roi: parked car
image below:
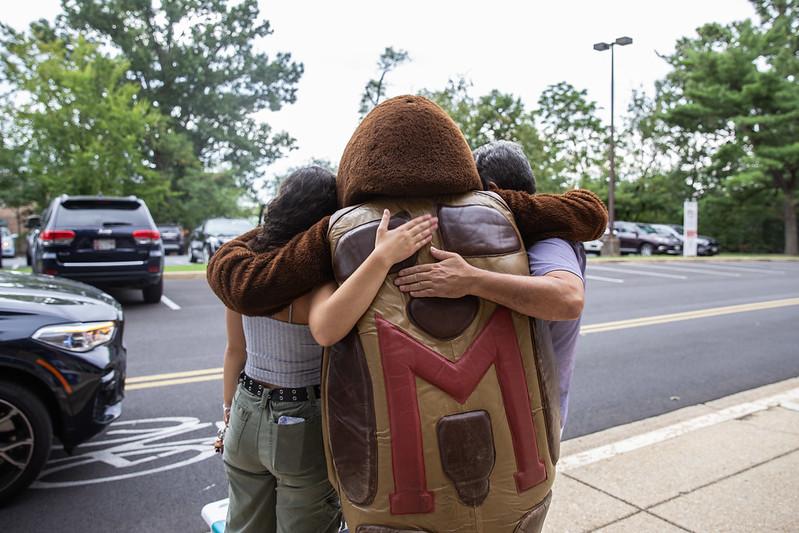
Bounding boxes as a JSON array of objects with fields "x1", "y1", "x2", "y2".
[
  {"x1": 156, "y1": 223, "x2": 185, "y2": 255},
  {"x1": 1, "y1": 226, "x2": 16, "y2": 258},
  {"x1": 188, "y1": 217, "x2": 254, "y2": 263},
  {"x1": 25, "y1": 215, "x2": 42, "y2": 266},
  {"x1": 0, "y1": 270, "x2": 126, "y2": 501},
  {"x1": 667, "y1": 224, "x2": 720, "y2": 256},
  {"x1": 30, "y1": 195, "x2": 164, "y2": 303},
  {"x1": 582, "y1": 238, "x2": 604, "y2": 255},
  {"x1": 613, "y1": 221, "x2": 682, "y2": 256}
]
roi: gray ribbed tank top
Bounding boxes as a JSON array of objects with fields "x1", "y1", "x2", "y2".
[{"x1": 242, "y1": 313, "x2": 323, "y2": 388}]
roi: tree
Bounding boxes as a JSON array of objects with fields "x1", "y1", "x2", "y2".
[
  {"x1": 60, "y1": 0, "x2": 303, "y2": 187},
  {"x1": 535, "y1": 82, "x2": 606, "y2": 191},
  {"x1": 359, "y1": 47, "x2": 409, "y2": 117},
  {"x1": 422, "y1": 79, "x2": 555, "y2": 191},
  {"x1": 0, "y1": 28, "x2": 169, "y2": 209},
  {"x1": 658, "y1": 0, "x2": 799, "y2": 254}
]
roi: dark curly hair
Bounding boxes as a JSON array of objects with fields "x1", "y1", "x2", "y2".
[{"x1": 249, "y1": 166, "x2": 337, "y2": 253}]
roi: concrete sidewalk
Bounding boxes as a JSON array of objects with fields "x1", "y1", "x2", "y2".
[{"x1": 545, "y1": 377, "x2": 799, "y2": 532}]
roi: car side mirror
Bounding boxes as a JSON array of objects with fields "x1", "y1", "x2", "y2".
[
  {"x1": 10, "y1": 233, "x2": 17, "y2": 239},
  {"x1": 26, "y1": 216, "x2": 41, "y2": 229}
]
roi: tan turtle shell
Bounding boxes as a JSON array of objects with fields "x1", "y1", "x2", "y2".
[{"x1": 322, "y1": 191, "x2": 561, "y2": 532}]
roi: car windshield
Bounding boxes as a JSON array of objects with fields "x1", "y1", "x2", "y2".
[
  {"x1": 652, "y1": 225, "x2": 676, "y2": 236},
  {"x1": 206, "y1": 219, "x2": 252, "y2": 235},
  {"x1": 55, "y1": 201, "x2": 151, "y2": 227},
  {"x1": 0, "y1": 227, "x2": 8, "y2": 237},
  {"x1": 636, "y1": 224, "x2": 658, "y2": 234}
]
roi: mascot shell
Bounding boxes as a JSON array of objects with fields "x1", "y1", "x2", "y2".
[{"x1": 322, "y1": 191, "x2": 561, "y2": 533}]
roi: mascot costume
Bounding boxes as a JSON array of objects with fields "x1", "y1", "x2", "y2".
[{"x1": 208, "y1": 96, "x2": 607, "y2": 532}]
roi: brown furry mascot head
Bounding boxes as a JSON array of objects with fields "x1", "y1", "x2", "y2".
[{"x1": 337, "y1": 95, "x2": 482, "y2": 205}]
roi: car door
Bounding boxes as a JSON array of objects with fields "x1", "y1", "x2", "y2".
[{"x1": 615, "y1": 222, "x2": 638, "y2": 253}]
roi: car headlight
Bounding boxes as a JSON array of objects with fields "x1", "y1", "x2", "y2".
[{"x1": 33, "y1": 321, "x2": 116, "y2": 352}]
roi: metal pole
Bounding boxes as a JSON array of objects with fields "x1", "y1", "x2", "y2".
[{"x1": 609, "y1": 43, "x2": 616, "y2": 240}]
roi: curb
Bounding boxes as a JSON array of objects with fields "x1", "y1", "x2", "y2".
[
  {"x1": 587, "y1": 255, "x2": 799, "y2": 264},
  {"x1": 164, "y1": 271, "x2": 207, "y2": 280},
  {"x1": 560, "y1": 376, "x2": 799, "y2": 460}
]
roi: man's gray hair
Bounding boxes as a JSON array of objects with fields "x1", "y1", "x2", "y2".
[{"x1": 472, "y1": 140, "x2": 536, "y2": 194}]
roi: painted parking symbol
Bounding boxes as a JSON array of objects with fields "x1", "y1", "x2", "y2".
[{"x1": 33, "y1": 417, "x2": 221, "y2": 488}]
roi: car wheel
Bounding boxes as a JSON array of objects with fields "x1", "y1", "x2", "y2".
[
  {"x1": 640, "y1": 243, "x2": 654, "y2": 256},
  {"x1": 201, "y1": 245, "x2": 211, "y2": 264},
  {"x1": 142, "y1": 277, "x2": 164, "y2": 304},
  {"x1": 188, "y1": 246, "x2": 197, "y2": 263},
  {"x1": 178, "y1": 246, "x2": 186, "y2": 256},
  {"x1": 26, "y1": 251, "x2": 32, "y2": 267},
  {"x1": 0, "y1": 381, "x2": 53, "y2": 502}
]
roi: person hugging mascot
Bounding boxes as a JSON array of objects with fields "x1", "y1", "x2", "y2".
[{"x1": 208, "y1": 95, "x2": 608, "y2": 532}]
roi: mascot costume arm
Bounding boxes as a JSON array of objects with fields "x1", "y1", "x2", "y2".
[{"x1": 207, "y1": 190, "x2": 606, "y2": 316}]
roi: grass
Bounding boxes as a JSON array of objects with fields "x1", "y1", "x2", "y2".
[{"x1": 165, "y1": 264, "x2": 207, "y2": 272}]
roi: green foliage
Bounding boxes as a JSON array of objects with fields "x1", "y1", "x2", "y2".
[
  {"x1": 422, "y1": 79, "x2": 560, "y2": 191},
  {"x1": 536, "y1": 82, "x2": 606, "y2": 191},
  {"x1": 359, "y1": 47, "x2": 410, "y2": 117},
  {"x1": 61, "y1": 0, "x2": 303, "y2": 187},
  {"x1": 0, "y1": 29, "x2": 169, "y2": 208},
  {"x1": 658, "y1": 0, "x2": 799, "y2": 254}
]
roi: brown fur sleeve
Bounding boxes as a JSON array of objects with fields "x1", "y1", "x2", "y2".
[
  {"x1": 495, "y1": 187, "x2": 608, "y2": 243},
  {"x1": 206, "y1": 217, "x2": 333, "y2": 316}
]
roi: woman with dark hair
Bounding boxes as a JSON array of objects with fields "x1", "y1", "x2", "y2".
[
  {"x1": 221, "y1": 166, "x2": 339, "y2": 533},
  {"x1": 220, "y1": 166, "x2": 436, "y2": 533}
]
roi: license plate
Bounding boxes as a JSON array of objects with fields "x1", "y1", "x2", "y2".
[{"x1": 93, "y1": 239, "x2": 116, "y2": 251}]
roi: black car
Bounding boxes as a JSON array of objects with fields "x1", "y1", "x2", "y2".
[
  {"x1": 668, "y1": 224, "x2": 720, "y2": 256},
  {"x1": 30, "y1": 195, "x2": 164, "y2": 303},
  {"x1": 188, "y1": 217, "x2": 253, "y2": 263},
  {"x1": 0, "y1": 270, "x2": 126, "y2": 501},
  {"x1": 156, "y1": 223, "x2": 185, "y2": 255}
]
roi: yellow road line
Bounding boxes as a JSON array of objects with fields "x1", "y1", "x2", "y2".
[
  {"x1": 126, "y1": 373, "x2": 223, "y2": 391},
  {"x1": 126, "y1": 367, "x2": 223, "y2": 384},
  {"x1": 580, "y1": 297, "x2": 799, "y2": 335},
  {"x1": 125, "y1": 297, "x2": 799, "y2": 391}
]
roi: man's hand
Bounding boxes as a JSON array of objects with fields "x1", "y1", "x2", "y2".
[{"x1": 394, "y1": 247, "x2": 476, "y2": 298}]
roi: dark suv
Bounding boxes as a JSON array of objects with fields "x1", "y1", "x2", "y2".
[
  {"x1": 0, "y1": 270, "x2": 126, "y2": 501},
  {"x1": 156, "y1": 223, "x2": 185, "y2": 255},
  {"x1": 30, "y1": 196, "x2": 164, "y2": 303}
]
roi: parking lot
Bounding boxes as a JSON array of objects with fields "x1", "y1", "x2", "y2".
[{"x1": 1, "y1": 258, "x2": 798, "y2": 532}]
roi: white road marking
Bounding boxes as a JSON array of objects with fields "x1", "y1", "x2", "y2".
[
  {"x1": 161, "y1": 295, "x2": 181, "y2": 310},
  {"x1": 558, "y1": 386, "x2": 799, "y2": 472},
  {"x1": 585, "y1": 274, "x2": 625, "y2": 284},
  {"x1": 626, "y1": 263, "x2": 741, "y2": 277},
  {"x1": 704, "y1": 262, "x2": 785, "y2": 275},
  {"x1": 588, "y1": 265, "x2": 687, "y2": 280}
]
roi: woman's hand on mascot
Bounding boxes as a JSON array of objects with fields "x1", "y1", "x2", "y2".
[
  {"x1": 394, "y1": 247, "x2": 476, "y2": 298},
  {"x1": 374, "y1": 209, "x2": 438, "y2": 266}
]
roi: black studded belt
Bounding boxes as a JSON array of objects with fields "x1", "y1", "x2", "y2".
[{"x1": 239, "y1": 373, "x2": 321, "y2": 402}]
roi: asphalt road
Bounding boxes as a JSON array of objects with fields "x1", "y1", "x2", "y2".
[{"x1": 2, "y1": 259, "x2": 798, "y2": 532}]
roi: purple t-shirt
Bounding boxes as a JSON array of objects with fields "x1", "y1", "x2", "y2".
[{"x1": 527, "y1": 238, "x2": 586, "y2": 428}]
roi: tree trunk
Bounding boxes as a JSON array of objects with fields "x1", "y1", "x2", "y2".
[{"x1": 784, "y1": 189, "x2": 798, "y2": 255}]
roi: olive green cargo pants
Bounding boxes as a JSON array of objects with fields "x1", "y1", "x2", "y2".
[{"x1": 223, "y1": 383, "x2": 341, "y2": 533}]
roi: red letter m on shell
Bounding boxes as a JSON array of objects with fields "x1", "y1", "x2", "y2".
[{"x1": 376, "y1": 307, "x2": 547, "y2": 515}]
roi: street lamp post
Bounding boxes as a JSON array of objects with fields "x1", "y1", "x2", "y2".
[{"x1": 593, "y1": 36, "x2": 632, "y2": 256}]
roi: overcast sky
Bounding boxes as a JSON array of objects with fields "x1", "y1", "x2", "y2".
[{"x1": 5, "y1": 0, "x2": 756, "y2": 199}]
